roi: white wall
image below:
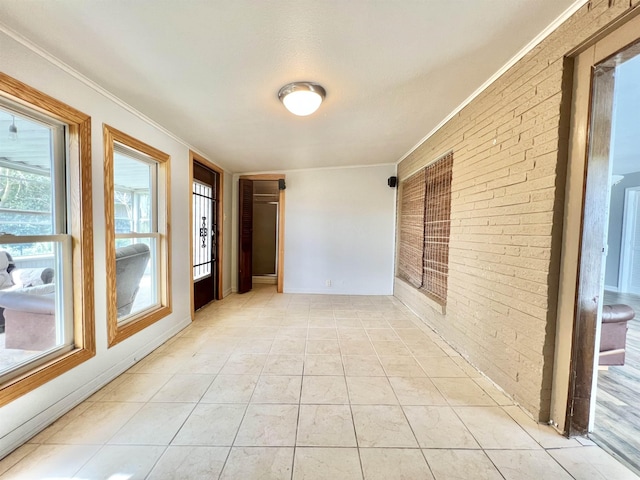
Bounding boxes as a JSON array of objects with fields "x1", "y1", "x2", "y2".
[
  {"x1": 230, "y1": 165, "x2": 397, "y2": 295},
  {"x1": 604, "y1": 171, "x2": 640, "y2": 290},
  {"x1": 0, "y1": 31, "x2": 232, "y2": 458}
]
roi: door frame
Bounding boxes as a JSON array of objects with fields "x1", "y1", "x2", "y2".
[
  {"x1": 239, "y1": 173, "x2": 286, "y2": 293},
  {"x1": 619, "y1": 186, "x2": 640, "y2": 293},
  {"x1": 189, "y1": 150, "x2": 224, "y2": 319},
  {"x1": 553, "y1": 11, "x2": 640, "y2": 436}
]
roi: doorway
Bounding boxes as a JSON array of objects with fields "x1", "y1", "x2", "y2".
[
  {"x1": 238, "y1": 174, "x2": 285, "y2": 294},
  {"x1": 190, "y1": 152, "x2": 224, "y2": 314},
  {"x1": 252, "y1": 180, "x2": 280, "y2": 284},
  {"x1": 561, "y1": 11, "x2": 640, "y2": 474}
]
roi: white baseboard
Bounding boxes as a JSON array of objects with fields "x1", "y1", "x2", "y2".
[
  {"x1": 0, "y1": 316, "x2": 191, "y2": 460},
  {"x1": 604, "y1": 285, "x2": 618, "y2": 293},
  {"x1": 283, "y1": 287, "x2": 393, "y2": 295},
  {"x1": 223, "y1": 287, "x2": 233, "y2": 298},
  {"x1": 253, "y1": 276, "x2": 277, "y2": 285}
]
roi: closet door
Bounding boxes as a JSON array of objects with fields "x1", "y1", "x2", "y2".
[{"x1": 238, "y1": 178, "x2": 253, "y2": 293}]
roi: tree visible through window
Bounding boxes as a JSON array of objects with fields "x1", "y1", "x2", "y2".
[
  {"x1": 0, "y1": 72, "x2": 94, "y2": 406},
  {"x1": 1, "y1": 168, "x2": 51, "y2": 231},
  {"x1": 0, "y1": 102, "x2": 73, "y2": 382}
]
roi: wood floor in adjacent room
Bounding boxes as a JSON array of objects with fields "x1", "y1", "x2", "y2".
[{"x1": 594, "y1": 291, "x2": 640, "y2": 476}]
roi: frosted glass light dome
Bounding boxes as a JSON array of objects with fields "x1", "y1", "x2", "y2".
[{"x1": 278, "y1": 82, "x2": 326, "y2": 116}]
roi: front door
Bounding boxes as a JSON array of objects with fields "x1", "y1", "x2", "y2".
[{"x1": 193, "y1": 163, "x2": 218, "y2": 310}]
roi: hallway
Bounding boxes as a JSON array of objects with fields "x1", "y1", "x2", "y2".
[{"x1": 0, "y1": 286, "x2": 636, "y2": 479}]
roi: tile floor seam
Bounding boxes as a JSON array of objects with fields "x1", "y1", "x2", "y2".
[
  {"x1": 495, "y1": 403, "x2": 549, "y2": 450},
  {"x1": 341, "y1": 306, "x2": 374, "y2": 479},
  {"x1": 343, "y1": 340, "x2": 366, "y2": 480},
  {"x1": 448, "y1": 406, "x2": 505, "y2": 454},
  {"x1": 479, "y1": 447, "x2": 509, "y2": 480},
  {"x1": 142, "y1": 444, "x2": 171, "y2": 480},
  {"x1": 290, "y1": 330, "x2": 308, "y2": 480},
  {"x1": 57, "y1": 443, "x2": 106, "y2": 480},
  {"x1": 216, "y1": 349, "x2": 266, "y2": 480},
  {"x1": 545, "y1": 447, "x2": 580, "y2": 480},
  {"x1": 362, "y1": 318, "x2": 427, "y2": 455},
  {"x1": 141, "y1": 402, "x2": 198, "y2": 476}
]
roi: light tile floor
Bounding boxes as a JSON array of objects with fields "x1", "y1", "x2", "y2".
[{"x1": 1, "y1": 286, "x2": 639, "y2": 479}]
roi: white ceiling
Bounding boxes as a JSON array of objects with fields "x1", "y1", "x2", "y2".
[{"x1": 0, "y1": 0, "x2": 579, "y2": 173}]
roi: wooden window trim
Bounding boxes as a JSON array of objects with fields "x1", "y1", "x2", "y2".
[
  {"x1": 0, "y1": 72, "x2": 95, "y2": 406},
  {"x1": 103, "y1": 124, "x2": 171, "y2": 347}
]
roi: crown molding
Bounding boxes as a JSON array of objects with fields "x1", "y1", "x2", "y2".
[{"x1": 395, "y1": 0, "x2": 589, "y2": 165}]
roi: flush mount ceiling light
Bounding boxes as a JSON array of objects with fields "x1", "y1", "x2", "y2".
[{"x1": 278, "y1": 82, "x2": 326, "y2": 116}]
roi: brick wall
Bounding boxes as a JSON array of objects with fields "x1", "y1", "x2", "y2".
[{"x1": 395, "y1": 0, "x2": 637, "y2": 421}]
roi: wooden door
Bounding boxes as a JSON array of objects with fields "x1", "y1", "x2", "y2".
[
  {"x1": 193, "y1": 163, "x2": 218, "y2": 309},
  {"x1": 238, "y1": 178, "x2": 253, "y2": 293}
]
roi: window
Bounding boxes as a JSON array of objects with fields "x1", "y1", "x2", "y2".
[
  {"x1": 398, "y1": 169, "x2": 426, "y2": 289},
  {"x1": 397, "y1": 152, "x2": 453, "y2": 306},
  {"x1": 422, "y1": 153, "x2": 453, "y2": 304},
  {"x1": 103, "y1": 125, "x2": 171, "y2": 346},
  {"x1": 0, "y1": 73, "x2": 94, "y2": 406}
]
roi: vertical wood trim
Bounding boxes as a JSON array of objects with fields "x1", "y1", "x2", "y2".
[
  {"x1": 553, "y1": 46, "x2": 594, "y2": 434},
  {"x1": 103, "y1": 125, "x2": 118, "y2": 342},
  {"x1": 190, "y1": 151, "x2": 225, "y2": 307},
  {"x1": 278, "y1": 187, "x2": 285, "y2": 293},
  {"x1": 0, "y1": 73, "x2": 95, "y2": 406},
  {"x1": 164, "y1": 154, "x2": 172, "y2": 315},
  {"x1": 568, "y1": 65, "x2": 615, "y2": 435},
  {"x1": 188, "y1": 155, "x2": 194, "y2": 320},
  {"x1": 218, "y1": 170, "x2": 224, "y2": 300},
  {"x1": 78, "y1": 117, "x2": 95, "y2": 353}
]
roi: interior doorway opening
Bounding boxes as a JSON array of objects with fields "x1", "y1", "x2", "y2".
[
  {"x1": 238, "y1": 174, "x2": 285, "y2": 294},
  {"x1": 561, "y1": 14, "x2": 640, "y2": 475},
  {"x1": 252, "y1": 180, "x2": 280, "y2": 285}
]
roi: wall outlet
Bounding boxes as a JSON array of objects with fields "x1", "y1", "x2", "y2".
[{"x1": 325, "y1": 280, "x2": 332, "y2": 287}]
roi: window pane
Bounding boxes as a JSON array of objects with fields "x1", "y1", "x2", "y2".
[
  {"x1": 0, "y1": 109, "x2": 55, "y2": 237},
  {"x1": 115, "y1": 236, "x2": 158, "y2": 323},
  {"x1": 0, "y1": 241, "x2": 71, "y2": 380},
  {"x1": 193, "y1": 180, "x2": 213, "y2": 281},
  {"x1": 113, "y1": 151, "x2": 154, "y2": 234}
]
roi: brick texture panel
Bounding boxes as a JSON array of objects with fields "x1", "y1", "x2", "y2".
[{"x1": 395, "y1": 0, "x2": 637, "y2": 421}]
